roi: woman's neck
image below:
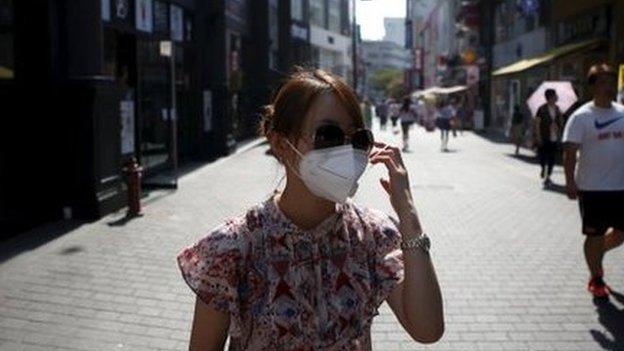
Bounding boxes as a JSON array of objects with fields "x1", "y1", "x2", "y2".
[{"x1": 276, "y1": 180, "x2": 336, "y2": 231}]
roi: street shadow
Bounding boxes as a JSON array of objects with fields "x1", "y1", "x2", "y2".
[
  {"x1": 590, "y1": 292, "x2": 624, "y2": 350},
  {"x1": 0, "y1": 220, "x2": 86, "y2": 264},
  {"x1": 543, "y1": 181, "x2": 568, "y2": 195},
  {"x1": 506, "y1": 153, "x2": 539, "y2": 165},
  {"x1": 442, "y1": 149, "x2": 460, "y2": 153},
  {"x1": 473, "y1": 130, "x2": 510, "y2": 144},
  {"x1": 107, "y1": 213, "x2": 144, "y2": 227}
]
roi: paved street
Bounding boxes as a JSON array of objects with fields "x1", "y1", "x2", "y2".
[{"x1": 1, "y1": 122, "x2": 623, "y2": 351}]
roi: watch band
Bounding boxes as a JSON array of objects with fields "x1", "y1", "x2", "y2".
[{"x1": 400, "y1": 233, "x2": 430, "y2": 253}]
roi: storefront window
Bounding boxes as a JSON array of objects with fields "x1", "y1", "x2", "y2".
[
  {"x1": 310, "y1": 0, "x2": 325, "y2": 28},
  {"x1": 138, "y1": 39, "x2": 173, "y2": 171},
  {"x1": 328, "y1": 0, "x2": 340, "y2": 33},
  {"x1": 0, "y1": 0, "x2": 14, "y2": 80},
  {"x1": 291, "y1": 0, "x2": 303, "y2": 22},
  {"x1": 269, "y1": 0, "x2": 279, "y2": 70},
  {"x1": 153, "y1": 1, "x2": 169, "y2": 36}
]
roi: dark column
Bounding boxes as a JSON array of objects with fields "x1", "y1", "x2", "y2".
[{"x1": 479, "y1": 0, "x2": 496, "y2": 128}]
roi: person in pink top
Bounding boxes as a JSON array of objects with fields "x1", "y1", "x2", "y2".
[{"x1": 177, "y1": 69, "x2": 444, "y2": 350}]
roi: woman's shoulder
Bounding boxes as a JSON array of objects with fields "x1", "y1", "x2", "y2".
[{"x1": 191, "y1": 200, "x2": 273, "y2": 251}]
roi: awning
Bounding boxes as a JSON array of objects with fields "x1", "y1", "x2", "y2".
[
  {"x1": 0, "y1": 66, "x2": 14, "y2": 79},
  {"x1": 412, "y1": 85, "x2": 468, "y2": 97},
  {"x1": 492, "y1": 38, "x2": 605, "y2": 76}
]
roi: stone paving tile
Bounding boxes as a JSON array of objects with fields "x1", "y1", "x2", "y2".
[{"x1": 1, "y1": 122, "x2": 623, "y2": 350}]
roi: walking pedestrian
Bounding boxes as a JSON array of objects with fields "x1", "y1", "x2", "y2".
[
  {"x1": 533, "y1": 88, "x2": 563, "y2": 186},
  {"x1": 436, "y1": 100, "x2": 454, "y2": 152},
  {"x1": 176, "y1": 69, "x2": 444, "y2": 350},
  {"x1": 399, "y1": 96, "x2": 417, "y2": 152},
  {"x1": 510, "y1": 104, "x2": 525, "y2": 155},
  {"x1": 390, "y1": 99, "x2": 400, "y2": 134},
  {"x1": 361, "y1": 98, "x2": 373, "y2": 129},
  {"x1": 562, "y1": 63, "x2": 624, "y2": 299},
  {"x1": 375, "y1": 99, "x2": 389, "y2": 130}
]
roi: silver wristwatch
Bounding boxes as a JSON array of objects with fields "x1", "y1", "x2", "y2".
[{"x1": 400, "y1": 233, "x2": 431, "y2": 253}]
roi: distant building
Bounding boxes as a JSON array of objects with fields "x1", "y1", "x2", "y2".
[
  {"x1": 383, "y1": 17, "x2": 405, "y2": 47},
  {"x1": 361, "y1": 40, "x2": 412, "y2": 99},
  {"x1": 307, "y1": 0, "x2": 353, "y2": 83},
  {"x1": 362, "y1": 40, "x2": 412, "y2": 71}
]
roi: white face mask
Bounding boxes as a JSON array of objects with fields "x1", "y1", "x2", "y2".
[{"x1": 286, "y1": 140, "x2": 369, "y2": 203}]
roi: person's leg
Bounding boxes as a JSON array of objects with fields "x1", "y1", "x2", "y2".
[
  {"x1": 584, "y1": 235, "x2": 606, "y2": 277},
  {"x1": 546, "y1": 143, "x2": 556, "y2": 178},
  {"x1": 538, "y1": 146, "x2": 546, "y2": 178},
  {"x1": 401, "y1": 123, "x2": 409, "y2": 150},
  {"x1": 604, "y1": 228, "x2": 624, "y2": 252}
]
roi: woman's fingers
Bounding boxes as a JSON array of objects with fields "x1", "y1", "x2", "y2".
[
  {"x1": 370, "y1": 155, "x2": 399, "y2": 175},
  {"x1": 370, "y1": 146, "x2": 405, "y2": 169}
]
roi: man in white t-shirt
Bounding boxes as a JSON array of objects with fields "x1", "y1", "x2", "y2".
[{"x1": 562, "y1": 63, "x2": 624, "y2": 298}]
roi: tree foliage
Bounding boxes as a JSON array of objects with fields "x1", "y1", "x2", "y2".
[{"x1": 369, "y1": 68, "x2": 405, "y2": 100}]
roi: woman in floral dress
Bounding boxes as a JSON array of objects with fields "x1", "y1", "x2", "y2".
[{"x1": 177, "y1": 69, "x2": 444, "y2": 350}]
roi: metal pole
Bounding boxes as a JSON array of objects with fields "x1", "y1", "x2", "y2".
[
  {"x1": 170, "y1": 42, "x2": 179, "y2": 189},
  {"x1": 352, "y1": 0, "x2": 357, "y2": 93}
]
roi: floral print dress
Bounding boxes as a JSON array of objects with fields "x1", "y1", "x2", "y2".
[{"x1": 176, "y1": 197, "x2": 404, "y2": 350}]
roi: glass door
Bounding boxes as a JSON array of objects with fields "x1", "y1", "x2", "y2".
[{"x1": 137, "y1": 39, "x2": 172, "y2": 172}]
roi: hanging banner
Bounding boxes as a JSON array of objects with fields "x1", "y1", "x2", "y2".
[
  {"x1": 465, "y1": 65, "x2": 480, "y2": 86},
  {"x1": 135, "y1": 0, "x2": 153, "y2": 33},
  {"x1": 170, "y1": 5, "x2": 184, "y2": 42},
  {"x1": 102, "y1": 0, "x2": 111, "y2": 21}
]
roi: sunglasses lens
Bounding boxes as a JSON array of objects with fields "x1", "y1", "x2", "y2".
[
  {"x1": 352, "y1": 129, "x2": 374, "y2": 151},
  {"x1": 314, "y1": 125, "x2": 345, "y2": 150}
]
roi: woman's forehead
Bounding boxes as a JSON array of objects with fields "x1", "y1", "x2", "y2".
[{"x1": 306, "y1": 93, "x2": 355, "y2": 129}]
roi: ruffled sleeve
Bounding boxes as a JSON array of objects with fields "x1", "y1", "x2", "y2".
[
  {"x1": 176, "y1": 223, "x2": 243, "y2": 337},
  {"x1": 369, "y1": 211, "x2": 405, "y2": 308}
]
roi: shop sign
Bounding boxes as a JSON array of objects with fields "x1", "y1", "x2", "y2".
[
  {"x1": 170, "y1": 5, "x2": 183, "y2": 42},
  {"x1": 225, "y1": 0, "x2": 246, "y2": 26},
  {"x1": 619, "y1": 64, "x2": 624, "y2": 99},
  {"x1": 203, "y1": 90, "x2": 213, "y2": 132},
  {"x1": 465, "y1": 65, "x2": 479, "y2": 86},
  {"x1": 115, "y1": 0, "x2": 130, "y2": 21},
  {"x1": 414, "y1": 48, "x2": 422, "y2": 71},
  {"x1": 136, "y1": 0, "x2": 153, "y2": 33},
  {"x1": 159, "y1": 40, "x2": 172, "y2": 57},
  {"x1": 102, "y1": 0, "x2": 111, "y2": 21}
]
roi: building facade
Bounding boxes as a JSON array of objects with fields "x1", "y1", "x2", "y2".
[
  {"x1": 383, "y1": 17, "x2": 405, "y2": 47},
  {"x1": 0, "y1": 0, "x2": 308, "y2": 237},
  {"x1": 489, "y1": 0, "x2": 624, "y2": 134},
  {"x1": 307, "y1": 0, "x2": 353, "y2": 82}
]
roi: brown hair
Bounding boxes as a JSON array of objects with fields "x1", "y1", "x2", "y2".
[
  {"x1": 260, "y1": 68, "x2": 364, "y2": 140},
  {"x1": 587, "y1": 63, "x2": 616, "y2": 85}
]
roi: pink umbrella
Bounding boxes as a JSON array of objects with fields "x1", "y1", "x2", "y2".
[{"x1": 526, "y1": 81, "x2": 578, "y2": 117}]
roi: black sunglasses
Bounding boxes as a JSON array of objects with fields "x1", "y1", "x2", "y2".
[{"x1": 313, "y1": 124, "x2": 374, "y2": 152}]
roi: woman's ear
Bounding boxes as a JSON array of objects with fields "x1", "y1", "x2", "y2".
[{"x1": 268, "y1": 133, "x2": 292, "y2": 165}]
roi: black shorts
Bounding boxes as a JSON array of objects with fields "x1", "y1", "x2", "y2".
[{"x1": 578, "y1": 191, "x2": 624, "y2": 236}]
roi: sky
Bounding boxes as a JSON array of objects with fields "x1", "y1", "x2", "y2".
[{"x1": 356, "y1": 0, "x2": 406, "y2": 40}]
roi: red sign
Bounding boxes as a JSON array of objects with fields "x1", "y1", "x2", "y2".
[{"x1": 414, "y1": 48, "x2": 423, "y2": 71}]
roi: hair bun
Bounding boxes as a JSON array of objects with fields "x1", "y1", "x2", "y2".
[{"x1": 259, "y1": 104, "x2": 275, "y2": 137}]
